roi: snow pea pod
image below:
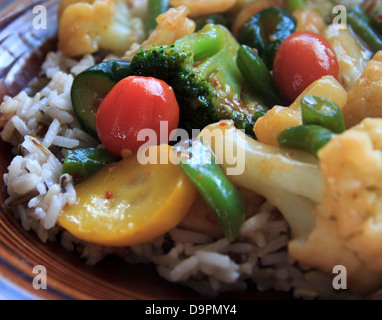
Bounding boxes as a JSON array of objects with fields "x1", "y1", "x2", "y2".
[
  {"x1": 178, "y1": 140, "x2": 246, "y2": 242},
  {"x1": 237, "y1": 45, "x2": 285, "y2": 107}
]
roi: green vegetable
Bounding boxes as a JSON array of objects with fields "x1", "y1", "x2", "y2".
[
  {"x1": 277, "y1": 125, "x2": 335, "y2": 157},
  {"x1": 348, "y1": 5, "x2": 370, "y2": 23},
  {"x1": 178, "y1": 140, "x2": 246, "y2": 242},
  {"x1": 71, "y1": 60, "x2": 133, "y2": 138},
  {"x1": 237, "y1": 7, "x2": 297, "y2": 69},
  {"x1": 347, "y1": 7, "x2": 382, "y2": 53},
  {"x1": 301, "y1": 95, "x2": 346, "y2": 134},
  {"x1": 130, "y1": 24, "x2": 268, "y2": 135},
  {"x1": 62, "y1": 148, "x2": 120, "y2": 182},
  {"x1": 194, "y1": 13, "x2": 229, "y2": 31},
  {"x1": 237, "y1": 45, "x2": 286, "y2": 107},
  {"x1": 285, "y1": 0, "x2": 306, "y2": 13},
  {"x1": 146, "y1": 0, "x2": 170, "y2": 34}
]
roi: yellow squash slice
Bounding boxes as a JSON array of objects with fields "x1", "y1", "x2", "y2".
[{"x1": 58, "y1": 145, "x2": 197, "y2": 247}]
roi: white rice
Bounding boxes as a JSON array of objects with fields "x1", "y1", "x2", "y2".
[{"x1": 0, "y1": 27, "x2": 364, "y2": 301}]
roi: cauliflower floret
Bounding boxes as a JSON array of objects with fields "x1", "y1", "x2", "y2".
[
  {"x1": 124, "y1": 6, "x2": 195, "y2": 60},
  {"x1": 58, "y1": 0, "x2": 146, "y2": 57},
  {"x1": 137, "y1": 6, "x2": 195, "y2": 49},
  {"x1": 290, "y1": 118, "x2": 382, "y2": 294},
  {"x1": 201, "y1": 118, "x2": 382, "y2": 295},
  {"x1": 342, "y1": 51, "x2": 382, "y2": 128}
]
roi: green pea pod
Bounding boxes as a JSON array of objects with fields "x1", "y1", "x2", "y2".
[
  {"x1": 62, "y1": 148, "x2": 120, "y2": 182},
  {"x1": 146, "y1": 0, "x2": 170, "y2": 34},
  {"x1": 347, "y1": 10, "x2": 382, "y2": 53},
  {"x1": 301, "y1": 95, "x2": 346, "y2": 133},
  {"x1": 237, "y1": 45, "x2": 285, "y2": 107},
  {"x1": 237, "y1": 7, "x2": 297, "y2": 69},
  {"x1": 277, "y1": 125, "x2": 335, "y2": 157},
  {"x1": 178, "y1": 140, "x2": 246, "y2": 242},
  {"x1": 71, "y1": 60, "x2": 133, "y2": 138}
]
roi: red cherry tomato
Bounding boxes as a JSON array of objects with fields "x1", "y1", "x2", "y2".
[
  {"x1": 272, "y1": 31, "x2": 339, "y2": 103},
  {"x1": 96, "y1": 76, "x2": 179, "y2": 156}
]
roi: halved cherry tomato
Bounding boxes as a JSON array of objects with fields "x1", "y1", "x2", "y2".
[
  {"x1": 272, "y1": 31, "x2": 339, "y2": 103},
  {"x1": 58, "y1": 145, "x2": 197, "y2": 247},
  {"x1": 96, "y1": 76, "x2": 180, "y2": 156}
]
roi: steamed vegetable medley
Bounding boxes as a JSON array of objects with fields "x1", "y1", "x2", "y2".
[{"x1": 13, "y1": 0, "x2": 382, "y2": 297}]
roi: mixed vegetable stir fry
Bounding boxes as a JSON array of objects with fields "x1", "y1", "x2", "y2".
[{"x1": 56, "y1": 0, "x2": 382, "y2": 294}]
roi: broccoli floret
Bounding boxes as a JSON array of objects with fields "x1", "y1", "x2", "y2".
[{"x1": 130, "y1": 24, "x2": 267, "y2": 135}]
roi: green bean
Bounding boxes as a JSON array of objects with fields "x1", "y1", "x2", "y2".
[
  {"x1": 237, "y1": 45, "x2": 285, "y2": 107},
  {"x1": 277, "y1": 125, "x2": 335, "y2": 157},
  {"x1": 146, "y1": 0, "x2": 170, "y2": 34},
  {"x1": 178, "y1": 141, "x2": 246, "y2": 242},
  {"x1": 347, "y1": 10, "x2": 382, "y2": 53},
  {"x1": 301, "y1": 95, "x2": 346, "y2": 133}
]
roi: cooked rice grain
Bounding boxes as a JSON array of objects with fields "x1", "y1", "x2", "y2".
[{"x1": 0, "y1": 48, "x2": 361, "y2": 300}]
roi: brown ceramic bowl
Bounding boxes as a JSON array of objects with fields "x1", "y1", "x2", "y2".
[{"x1": 0, "y1": 0, "x2": 293, "y2": 300}]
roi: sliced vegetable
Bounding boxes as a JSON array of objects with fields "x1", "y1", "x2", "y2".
[
  {"x1": 277, "y1": 124, "x2": 334, "y2": 157},
  {"x1": 300, "y1": 95, "x2": 346, "y2": 133},
  {"x1": 62, "y1": 148, "x2": 120, "y2": 182},
  {"x1": 347, "y1": 7, "x2": 382, "y2": 53},
  {"x1": 272, "y1": 31, "x2": 339, "y2": 102},
  {"x1": 237, "y1": 7, "x2": 297, "y2": 69},
  {"x1": 71, "y1": 60, "x2": 133, "y2": 138},
  {"x1": 146, "y1": 0, "x2": 170, "y2": 34},
  {"x1": 178, "y1": 140, "x2": 246, "y2": 242},
  {"x1": 58, "y1": 145, "x2": 197, "y2": 247},
  {"x1": 236, "y1": 44, "x2": 285, "y2": 107},
  {"x1": 96, "y1": 76, "x2": 180, "y2": 156},
  {"x1": 277, "y1": 94, "x2": 345, "y2": 157}
]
